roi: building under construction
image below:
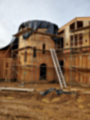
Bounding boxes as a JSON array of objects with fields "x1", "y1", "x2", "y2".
[{"x1": 0, "y1": 17, "x2": 90, "y2": 88}]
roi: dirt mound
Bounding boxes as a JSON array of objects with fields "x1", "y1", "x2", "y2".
[
  {"x1": 60, "y1": 93, "x2": 77, "y2": 103},
  {"x1": 35, "y1": 91, "x2": 58, "y2": 101},
  {"x1": 0, "y1": 90, "x2": 90, "y2": 105},
  {"x1": 36, "y1": 91, "x2": 78, "y2": 104},
  {"x1": 0, "y1": 91, "x2": 38, "y2": 100},
  {"x1": 35, "y1": 92, "x2": 43, "y2": 100}
]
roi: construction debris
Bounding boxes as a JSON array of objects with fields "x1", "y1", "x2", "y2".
[
  {"x1": 0, "y1": 87, "x2": 35, "y2": 92},
  {"x1": 39, "y1": 88, "x2": 74, "y2": 96}
]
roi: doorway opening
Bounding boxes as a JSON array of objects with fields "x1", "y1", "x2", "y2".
[
  {"x1": 40, "y1": 64, "x2": 46, "y2": 80},
  {"x1": 59, "y1": 61, "x2": 64, "y2": 73},
  {"x1": 58, "y1": 37, "x2": 64, "y2": 49},
  {"x1": 60, "y1": 37, "x2": 64, "y2": 48}
]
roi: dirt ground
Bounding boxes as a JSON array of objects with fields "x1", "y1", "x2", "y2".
[{"x1": 0, "y1": 82, "x2": 90, "y2": 120}]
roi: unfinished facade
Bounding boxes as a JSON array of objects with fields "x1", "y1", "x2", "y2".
[
  {"x1": 58, "y1": 17, "x2": 90, "y2": 84},
  {"x1": 0, "y1": 17, "x2": 90, "y2": 85},
  {"x1": 16, "y1": 29, "x2": 57, "y2": 82},
  {"x1": 10, "y1": 21, "x2": 60, "y2": 84}
]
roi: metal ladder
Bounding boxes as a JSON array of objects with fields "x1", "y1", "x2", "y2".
[{"x1": 50, "y1": 49, "x2": 67, "y2": 89}]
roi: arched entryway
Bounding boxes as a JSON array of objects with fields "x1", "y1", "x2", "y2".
[{"x1": 40, "y1": 64, "x2": 47, "y2": 80}]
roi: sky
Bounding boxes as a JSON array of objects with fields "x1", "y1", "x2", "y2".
[{"x1": 0, "y1": 0, "x2": 90, "y2": 48}]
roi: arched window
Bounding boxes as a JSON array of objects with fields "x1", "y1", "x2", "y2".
[{"x1": 42, "y1": 44, "x2": 45, "y2": 54}]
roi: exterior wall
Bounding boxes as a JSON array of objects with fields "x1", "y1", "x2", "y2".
[
  {"x1": 58, "y1": 53, "x2": 90, "y2": 84},
  {"x1": 61, "y1": 20, "x2": 90, "y2": 50},
  {"x1": 1, "y1": 18, "x2": 90, "y2": 85},
  {"x1": 64, "y1": 25, "x2": 70, "y2": 49},
  {"x1": 17, "y1": 29, "x2": 57, "y2": 83},
  {"x1": 58, "y1": 18, "x2": 90, "y2": 84},
  {"x1": 3, "y1": 58, "x2": 14, "y2": 80},
  {"x1": 0, "y1": 49, "x2": 10, "y2": 57},
  {"x1": 0, "y1": 49, "x2": 14, "y2": 80}
]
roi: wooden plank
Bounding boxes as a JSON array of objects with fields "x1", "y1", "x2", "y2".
[
  {"x1": 34, "y1": 31, "x2": 60, "y2": 38},
  {"x1": 12, "y1": 45, "x2": 90, "y2": 54},
  {"x1": 13, "y1": 28, "x2": 60, "y2": 38},
  {"x1": 0, "y1": 87, "x2": 35, "y2": 92},
  {"x1": 83, "y1": 91, "x2": 90, "y2": 94},
  {"x1": 12, "y1": 65, "x2": 57, "y2": 68},
  {"x1": 13, "y1": 46, "x2": 31, "y2": 52},
  {"x1": 71, "y1": 26, "x2": 90, "y2": 32},
  {"x1": 4, "y1": 45, "x2": 12, "y2": 57},
  {"x1": 13, "y1": 46, "x2": 50, "y2": 52},
  {"x1": 13, "y1": 27, "x2": 33, "y2": 37},
  {"x1": 12, "y1": 65, "x2": 36, "y2": 67}
]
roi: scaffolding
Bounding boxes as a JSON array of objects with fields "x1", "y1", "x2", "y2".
[
  {"x1": 57, "y1": 23, "x2": 90, "y2": 85},
  {"x1": 10, "y1": 29, "x2": 60, "y2": 86},
  {"x1": 10, "y1": 24, "x2": 90, "y2": 85},
  {"x1": 1, "y1": 23, "x2": 90, "y2": 87}
]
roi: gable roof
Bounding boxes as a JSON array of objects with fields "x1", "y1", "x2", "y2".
[{"x1": 58, "y1": 17, "x2": 90, "y2": 33}]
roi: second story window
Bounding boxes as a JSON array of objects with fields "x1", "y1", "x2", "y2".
[
  {"x1": 70, "y1": 35, "x2": 73, "y2": 47},
  {"x1": 42, "y1": 44, "x2": 45, "y2": 54},
  {"x1": 33, "y1": 47, "x2": 36, "y2": 57},
  {"x1": 75, "y1": 34, "x2": 78, "y2": 46},
  {"x1": 77, "y1": 21, "x2": 83, "y2": 28},
  {"x1": 79, "y1": 33, "x2": 83, "y2": 45},
  {"x1": 70, "y1": 23, "x2": 75, "y2": 31},
  {"x1": 70, "y1": 33, "x2": 83, "y2": 47}
]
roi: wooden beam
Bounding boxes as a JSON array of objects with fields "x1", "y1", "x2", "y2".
[
  {"x1": 12, "y1": 45, "x2": 90, "y2": 55},
  {"x1": 12, "y1": 46, "x2": 50, "y2": 52},
  {"x1": 12, "y1": 65, "x2": 36, "y2": 67},
  {"x1": 12, "y1": 65, "x2": 56, "y2": 68},
  {"x1": 13, "y1": 46, "x2": 30, "y2": 52},
  {"x1": 71, "y1": 26, "x2": 90, "y2": 32},
  {"x1": 4, "y1": 45, "x2": 12, "y2": 57},
  {"x1": 56, "y1": 45, "x2": 90, "y2": 51},
  {"x1": 13, "y1": 27, "x2": 60, "y2": 38},
  {"x1": 0, "y1": 87, "x2": 35, "y2": 92},
  {"x1": 33, "y1": 31, "x2": 60, "y2": 38},
  {"x1": 13, "y1": 27, "x2": 33, "y2": 37}
]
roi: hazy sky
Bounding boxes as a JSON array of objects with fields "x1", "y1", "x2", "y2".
[{"x1": 0, "y1": 0, "x2": 90, "y2": 48}]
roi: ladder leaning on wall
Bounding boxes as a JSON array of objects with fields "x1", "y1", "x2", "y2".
[{"x1": 50, "y1": 49, "x2": 67, "y2": 89}]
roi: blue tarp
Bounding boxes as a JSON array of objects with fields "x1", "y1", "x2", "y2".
[
  {"x1": 1, "y1": 20, "x2": 59, "y2": 50},
  {"x1": 39, "y1": 88, "x2": 74, "y2": 96}
]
